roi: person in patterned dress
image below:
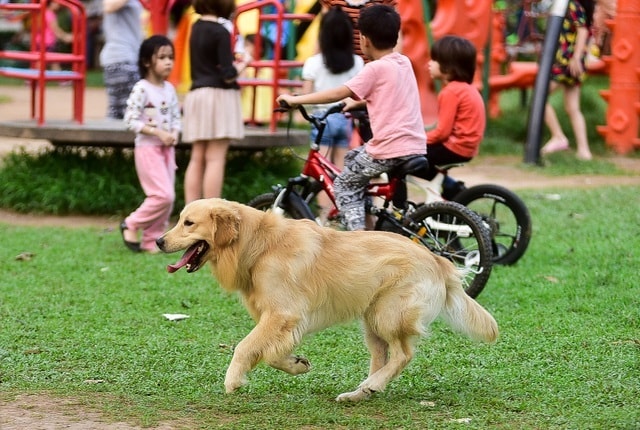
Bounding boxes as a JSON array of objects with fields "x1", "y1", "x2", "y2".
[{"x1": 541, "y1": 0, "x2": 595, "y2": 161}]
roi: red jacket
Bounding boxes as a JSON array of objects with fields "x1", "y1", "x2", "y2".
[{"x1": 427, "y1": 81, "x2": 486, "y2": 158}]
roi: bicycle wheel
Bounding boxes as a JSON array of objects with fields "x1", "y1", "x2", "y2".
[
  {"x1": 406, "y1": 201, "x2": 493, "y2": 298},
  {"x1": 247, "y1": 192, "x2": 314, "y2": 220},
  {"x1": 453, "y1": 184, "x2": 532, "y2": 266}
]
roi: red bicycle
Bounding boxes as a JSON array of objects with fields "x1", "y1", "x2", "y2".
[{"x1": 248, "y1": 103, "x2": 494, "y2": 298}]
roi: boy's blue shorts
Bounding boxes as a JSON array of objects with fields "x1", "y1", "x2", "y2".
[{"x1": 310, "y1": 112, "x2": 352, "y2": 148}]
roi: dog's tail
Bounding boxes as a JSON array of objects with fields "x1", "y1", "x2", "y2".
[{"x1": 438, "y1": 262, "x2": 499, "y2": 343}]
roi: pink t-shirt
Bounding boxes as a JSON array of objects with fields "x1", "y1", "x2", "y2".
[{"x1": 345, "y1": 52, "x2": 426, "y2": 159}]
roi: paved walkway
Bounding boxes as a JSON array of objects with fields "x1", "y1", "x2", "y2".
[
  {"x1": 0, "y1": 84, "x2": 109, "y2": 122},
  {"x1": 0, "y1": 84, "x2": 110, "y2": 154}
]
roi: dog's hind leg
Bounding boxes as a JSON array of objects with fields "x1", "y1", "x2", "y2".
[
  {"x1": 364, "y1": 328, "x2": 389, "y2": 376},
  {"x1": 337, "y1": 296, "x2": 425, "y2": 402},
  {"x1": 336, "y1": 336, "x2": 416, "y2": 402},
  {"x1": 224, "y1": 316, "x2": 310, "y2": 393}
]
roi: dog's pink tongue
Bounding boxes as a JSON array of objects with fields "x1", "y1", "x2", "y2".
[{"x1": 166, "y1": 246, "x2": 199, "y2": 273}]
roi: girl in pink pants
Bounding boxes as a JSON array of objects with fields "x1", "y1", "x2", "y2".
[{"x1": 121, "y1": 35, "x2": 181, "y2": 253}]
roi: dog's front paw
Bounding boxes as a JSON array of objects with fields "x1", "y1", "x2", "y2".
[
  {"x1": 335, "y1": 387, "x2": 375, "y2": 402},
  {"x1": 224, "y1": 374, "x2": 248, "y2": 393},
  {"x1": 269, "y1": 355, "x2": 311, "y2": 375}
]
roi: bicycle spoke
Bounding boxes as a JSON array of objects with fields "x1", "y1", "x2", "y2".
[
  {"x1": 454, "y1": 184, "x2": 531, "y2": 266},
  {"x1": 405, "y1": 201, "x2": 493, "y2": 298}
]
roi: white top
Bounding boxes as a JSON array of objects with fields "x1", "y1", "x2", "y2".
[
  {"x1": 124, "y1": 79, "x2": 181, "y2": 147},
  {"x1": 302, "y1": 53, "x2": 364, "y2": 111}
]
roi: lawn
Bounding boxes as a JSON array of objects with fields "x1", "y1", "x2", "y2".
[
  {"x1": 1, "y1": 185, "x2": 639, "y2": 429},
  {"x1": 0, "y1": 56, "x2": 638, "y2": 428}
]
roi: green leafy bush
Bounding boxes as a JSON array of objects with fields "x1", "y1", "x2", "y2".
[{"x1": 0, "y1": 146, "x2": 301, "y2": 215}]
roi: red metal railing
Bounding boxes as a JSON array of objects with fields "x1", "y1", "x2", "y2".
[{"x1": 0, "y1": 0, "x2": 87, "y2": 124}]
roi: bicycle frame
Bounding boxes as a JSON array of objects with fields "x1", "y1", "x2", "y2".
[
  {"x1": 273, "y1": 142, "x2": 482, "y2": 239},
  {"x1": 284, "y1": 142, "x2": 399, "y2": 222},
  {"x1": 406, "y1": 172, "x2": 447, "y2": 205}
]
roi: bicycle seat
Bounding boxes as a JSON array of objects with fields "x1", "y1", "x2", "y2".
[
  {"x1": 435, "y1": 162, "x2": 468, "y2": 172},
  {"x1": 389, "y1": 156, "x2": 428, "y2": 178}
]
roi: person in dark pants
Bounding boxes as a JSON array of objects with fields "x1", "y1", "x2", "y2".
[{"x1": 99, "y1": 0, "x2": 142, "y2": 119}]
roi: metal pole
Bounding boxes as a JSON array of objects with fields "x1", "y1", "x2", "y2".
[{"x1": 523, "y1": 0, "x2": 569, "y2": 165}]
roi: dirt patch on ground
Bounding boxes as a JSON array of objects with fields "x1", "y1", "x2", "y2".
[
  {"x1": 0, "y1": 207, "x2": 118, "y2": 229},
  {"x1": 452, "y1": 155, "x2": 640, "y2": 190},
  {"x1": 0, "y1": 394, "x2": 189, "y2": 430}
]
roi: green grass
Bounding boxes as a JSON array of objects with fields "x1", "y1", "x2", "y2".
[{"x1": 1, "y1": 185, "x2": 639, "y2": 429}]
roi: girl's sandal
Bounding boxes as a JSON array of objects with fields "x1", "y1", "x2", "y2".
[{"x1": 120, "y1": 221, "x2": 141, "y2": 253}]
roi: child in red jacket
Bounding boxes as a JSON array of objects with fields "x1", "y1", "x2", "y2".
[{"x1": 422, "y1": 35, "x2": 485, "y2": 180}]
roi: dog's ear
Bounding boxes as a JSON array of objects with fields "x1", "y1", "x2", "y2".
[{"x1": 211, "y1": 207, "x2": 240, "y2": 247}]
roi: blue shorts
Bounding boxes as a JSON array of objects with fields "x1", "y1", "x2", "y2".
[{"x1": 310, "y1": 112, "x2": 352, "y2": 148}]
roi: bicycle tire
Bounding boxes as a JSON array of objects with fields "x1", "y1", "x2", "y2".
[
  {"x1": 453, "y1": 184, "x2": 532, "y2": 266},
  {"x1": 247, "y1": 192, "x2": 315, "y2": 220},
  {"x1": 405, "y1": 201, "x2": 493, "y2": 298}
]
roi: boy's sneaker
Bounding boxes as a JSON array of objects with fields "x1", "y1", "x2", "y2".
[{"x1": 442, "y1": 179, "x2": 467, "y2": 200}]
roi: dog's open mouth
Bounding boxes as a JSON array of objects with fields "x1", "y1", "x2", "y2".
[{"x1": 166, "y1": 241, "x2": 209, "y2": 273}]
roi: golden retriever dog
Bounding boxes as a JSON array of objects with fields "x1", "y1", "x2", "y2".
[{"x1": 157, "y1": 198, "x2": 498, "y2": 402}]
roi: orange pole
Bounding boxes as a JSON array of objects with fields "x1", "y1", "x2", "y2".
[
  {"x1": 596, "y1": 0, "x2": 640, "y2": 153},
  {"x1": 397, "y1": 0, "x2": 434, "y2": 125},
  {"x1": 487, "y1": 8, "x2": 508, "y2": 118}
]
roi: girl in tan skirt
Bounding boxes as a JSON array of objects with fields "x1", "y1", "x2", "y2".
[{"x1": 182, "y1": 0, "x2": 249, "y2": 202}]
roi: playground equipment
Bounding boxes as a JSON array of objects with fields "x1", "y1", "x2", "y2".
[
  {"x1": 486, "y1": 2, "x2": 541, "y2": 118},
  {"x1": 233, "y1": 0, "x2": 315, "y2": 130},
  {"x1": 414, "y1": 0, "x2": 493, "y2": 125},
  {"x1": 140, "y1": 0, "x2": 174, "y2": 35},
  {"x1": 396, "y1": 0, "x2": 434, "y2": 124},
  {"x1": 167, "y1": 0, "x2": 314, "y2": 131},
  {"x1": 0, "y1": 0, "x2": 86, "y2": 125},
  {"x1": 4, "y1": 0, "x2": 637, "y2": 152},
  {"x1": 163, "y1": 0, "x2": 547, "y2": 127},
  {"x1": 596, "y1": 0, "x2": 640, "y2": 153}
]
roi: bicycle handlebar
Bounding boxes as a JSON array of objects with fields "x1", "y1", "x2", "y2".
[{"x1": 276, "y1": 101, "x2": 346, "y2": 129}]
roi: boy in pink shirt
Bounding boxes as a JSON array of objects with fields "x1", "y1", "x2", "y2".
[{"x1": 277, "y1": 4, "x2": 425, "y2": 231}]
